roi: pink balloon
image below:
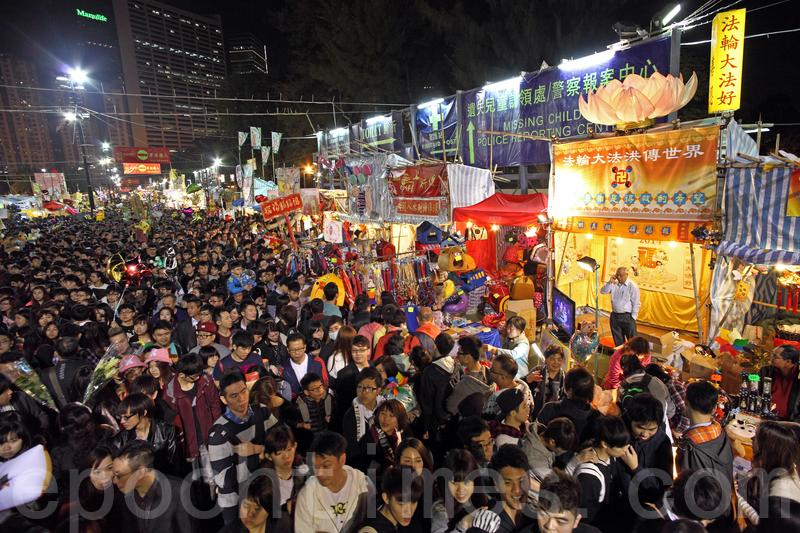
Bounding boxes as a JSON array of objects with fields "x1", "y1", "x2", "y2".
[{"x1": 362, "y1": 165, "x2": 372, "y2": 176}]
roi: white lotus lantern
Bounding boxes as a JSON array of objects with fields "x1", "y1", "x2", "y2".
[{"x1": 578, "y1": 71, "x2": 698, "y2": 130}]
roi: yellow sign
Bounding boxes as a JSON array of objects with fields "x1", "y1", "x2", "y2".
[{"x1": 709, "y1": 9, "x2": 745, "y2": 113}]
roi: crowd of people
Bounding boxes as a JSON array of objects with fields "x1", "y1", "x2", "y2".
[{"x1": 0, "y1": 210, "x2": 797, "y2": 533}]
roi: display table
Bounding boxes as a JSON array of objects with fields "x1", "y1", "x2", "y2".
[{"x1": 445, "y1": 323, "x2": 502, "y2": 348}]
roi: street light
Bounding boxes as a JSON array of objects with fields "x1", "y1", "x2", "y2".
[
  {"x1": 68, "y1": 68, "x2": 87, "y2": 84},
  {"x1": 577, "y1": 256, "x2": 601, "y2": 379},
  {"x1": 102, "y1": 142, "x2": 110, "y2": 151},
  {"x1": 213, "y1": 158, "x2": 222, "y2": 166},
  {"x1": 64, "y1": 111, "x2": 77, "y2": 122}
]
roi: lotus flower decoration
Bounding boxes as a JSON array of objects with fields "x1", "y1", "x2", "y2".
[{"x1": 578, "y1": 72, "x2": 698, "y2": 127}]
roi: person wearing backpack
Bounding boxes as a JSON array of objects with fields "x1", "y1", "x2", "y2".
[
  {"x1": 404, "y1": 306, "x2": 441, "y2": 354},
  {"x1": 419, "y1": 332, "x2": 462, "y2": 456},
  {"x1": 617, "y1": 353, "x2": 674, "y2": 424}
]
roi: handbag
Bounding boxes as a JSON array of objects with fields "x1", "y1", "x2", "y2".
[
  {"x1": 509, "y1": 275, "x2": 536, "y2": 300},
  {"x1": 459, "y1": 269, "x2": 486, "y2": 292},
  {"x1": 466, "y1": 226, "x2": 488, "y2": 241},
  {"x1": 416, "y1": 221, "x2": 442, "y2": 245},
  {"x1": 488, "y1": 284, "x2": 510, "y2": 312},
  {"x1": 502, "y1": 246, "x2": 521, "y2": 264}
]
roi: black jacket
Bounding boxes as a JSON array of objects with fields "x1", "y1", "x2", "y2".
[
  {"x1": 41, "y1": 359, "x2": 93, "y2": 409},
  {"x1": 537, "y1": 398, "x2": 601, "y2": 445},
  {"x1": 676, "y1": 424, "x2": 735, "y2": 493},
  {"x1": 174, "y1": 318, "x2": 198, "y2": 351},
  {"x1": 118, "y1": 472, "x2": 193, "y2": 533},
  {"x1": 112, "y1": 418, "x2": 183, "y2": 477},
  {"x1": 618, "y1": 426, "x2": 674, "y2": 507},
  {"x1": 9, "y1": 389, "x2": 49, "y2": 431},
  {"x1": 419, "y1": 355, "x2": 461, "y2": 435},
  {"x1": 758, "y1": 363, "x2": 800, "y2": 421}
]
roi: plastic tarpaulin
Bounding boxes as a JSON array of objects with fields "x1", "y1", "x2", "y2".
[{"x1": 452, "y1": 192, "x2": 547, "y2": 226}]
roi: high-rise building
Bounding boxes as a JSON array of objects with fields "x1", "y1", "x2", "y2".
[
  {"x1": 0, "y1": 54, "x2": 56, "y2": 174},
  {"x1": 227, "y1": 33, "x2": 267, "y2": 76},
  {"x1": 112, "y1": 0, "x2": 227, "y2": 151}
]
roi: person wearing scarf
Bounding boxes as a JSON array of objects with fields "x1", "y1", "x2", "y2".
[
  {"x1": 489, "y1": 388, "x2": 530, "y2": 450},
  {"x1": 357, "y1": 399, "x2": 408, "y2": 477}
]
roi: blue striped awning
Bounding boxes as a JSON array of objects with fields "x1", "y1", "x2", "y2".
[{"x1": 716, "y1": 240, "x2": 800, "y2": 266}]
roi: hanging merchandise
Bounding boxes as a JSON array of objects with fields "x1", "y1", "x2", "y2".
[
  {"x1": 323, "y1": 218, "x2": 344, "y2": 243},
  {"x1": 415, "y1": 221, "x2": 442, "y2": 245},
  {"x1": 517, "y1": 233, "x2": 538, "y2": 248},
  {"x1": 375, "y1": 239, "x2": 395, "y2": 260},
  {"x1": 502, "y1": 245, "x2": 521, "y2": 264},
  {"x1": 466, "y1": 226, "x2": 488, "y2": 241},
  {"x1": 438, "y1": 246, "x2": 473, "y2": 271},
  {"x1": 504, "y1": 230, "x2": 522, "y2": 244}
]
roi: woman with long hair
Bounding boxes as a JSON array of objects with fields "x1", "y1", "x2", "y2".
[
  {"x1": 59, "y1": 444, "x2": 118, "y2": 522},
  {"x1": 28, "y1": 285, "x2": 50, "y2": 312},
  {"x1": 357, "y1": 399, "x2": 408, "y2": 476},
  {"x1": 261, "y1": 321, "x2": 288, "y2": 372},
  {"x1": 218, "y1": 473, "x2": 289, "y2": 533},
  {"x1": 50, "y1": 404, "x2": 114, "y2": 488},
  {"x1": 36, "y1": 308, "x2": 56, "y2": 330},
  {"x1": 431, "y1": 449, "x2": 489, "y2": 533},
  {"x1": 261, "y1": 425, "x2": 309, "y2": 515},
  {"x1": 157, "y1": 307, "x2": 178, "y2": 330},
  {"x1": 131, "y1": 314, "x2": 154, "y2": 344},
  {"x1": 91, "y1": 303, "x2": 115, "y2": 329},
  {"x1": 326, "y1": 326, "x2": 356, "y2": 382},
  {"x1": 250, "y1": 376, "x2": 299, "y2": 428},
  {"x1": 0, "y1": 296, "x2": 19, "y2": 328},
  {"x1": 13, "y1": 308, "x2": 33, "y2": 329},
  {"x1": 16, "y1": 324, "x2": 53, "y2": 370},
  {"x1": 79, "y1": 322, "x2": 111, "y2": 361},
  {"x1": 0, "y1": 412, "x2": 35, "y2": 462},
  {"x1": 742, "y1": 421, "x2": 800, "y2": 525},
  {"x1": 43, "y1": 321, "x2": 60, "y2": 343},
  {"x1": 144, "y1": 349, "x2": 174, "y2": 388}
]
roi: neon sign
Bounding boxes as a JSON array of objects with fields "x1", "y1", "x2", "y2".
[{"x1": 77, "y1": 9, "x2": 107, "y2": 22}]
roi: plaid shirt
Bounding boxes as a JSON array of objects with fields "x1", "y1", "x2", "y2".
[
  {"x1": 683, "y1": 420, "x2": 722, "y2": 444},
  {"x1": 666, "y1": 377, "x2": 690, "y2": 434}
]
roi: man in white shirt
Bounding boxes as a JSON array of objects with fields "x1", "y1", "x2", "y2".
[{"x1": 599, "y1": 266, "x2": 641, "y2": 347}]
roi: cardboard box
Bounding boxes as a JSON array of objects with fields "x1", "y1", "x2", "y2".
[
  {"x1": 505, "y1": 299, "x2": 535, "y2": 317},
  {"x1": 681, "y1": 359, "x2": 714, "y2": 381},
  {"x1": 641, "y1": 331, "x2": 679, "y2": 357},
  {"x1": 720, "y1": 354, "x2": 747, "y2": 394}
]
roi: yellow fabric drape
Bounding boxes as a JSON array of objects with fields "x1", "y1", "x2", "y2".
[{"x1": 557, "y1": 237, "x2": 711, "y2": 334}]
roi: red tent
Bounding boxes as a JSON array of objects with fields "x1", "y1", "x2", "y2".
[
  {"x1": 451, "y1": 193, "x2": 548, "y2": 272},
  {"x1": 42, "y1": 201, "x2": 64, "y2": 212}
]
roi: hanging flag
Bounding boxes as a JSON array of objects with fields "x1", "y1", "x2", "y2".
[
  {"x1": 250, "y1": 127, "x2": 262, "y2": 148},
  {"x1": 238, "y1": 132, "x2": 248, "y2": 147},
  {"x1": 261, "y1": 146, "x2": 271, "y2": 166},
  {"x1": 272, "y1": 132, "x2": 282, "y2": 153}
]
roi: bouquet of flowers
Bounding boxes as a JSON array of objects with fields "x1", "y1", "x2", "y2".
[
  {"x1": 83, "y1": 341, "x2": 126, "y2": 404},
  {"x1": 2, "y1": 359, "x2": 57, "y2": 411}
]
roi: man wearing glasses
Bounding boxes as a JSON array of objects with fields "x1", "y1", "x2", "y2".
[
  {"x1": 161, "y1": 354, "x2": 221, "y2": 497},
  {"x1": 759, "y1": 345, "x2": 800, "y2": 420},
  {"x1": 112, "y1": 440, "x2": 192, "y2": 533},
  {"x1": 188, "y1": 321, "x2": 231, "y2": 359},
  {"x1": 280, "y1": 332, "x2": 329, "y2": 399}
]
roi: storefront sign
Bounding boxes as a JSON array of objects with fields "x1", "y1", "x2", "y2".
[
  {"x1": 259, "y1": 193, "x2": 302, "y2": 219},
  {"x1": 553, "y1": 217, "x2": 710, "y2": 243},
  {"x1": 360, "y1": 111, "x2": 403, "y2": 152},
  {"x1": 709, "y1": 9, "x2": 746, "y2": 113},
  {"x1": 77, "y1": 9, "x2": 107, "y2": 22},
  {"x1": 460, "y1": 38, "x2": 671, "y2": 167},
  {"x1": 123, "y1": 163, "x2": 161, "y2": 175},
  {"x1": 393, "y1": 198, "x2": 444, "y2": 217},
  {"x1": 387, "y1": 164, "x2": 447, "y2": 198},
  {"x1": 120, "y1": 178, "x2": 140, "y2": 187},
  {"x1": 114, "y1": 147, "x2": 171, "y2": 164},
  {"x1": 552, "y1": 126, "x2": 718, "y2": 220},
  {"x1": 417, "y1": 98, "x2": 458, "y2": 159}
]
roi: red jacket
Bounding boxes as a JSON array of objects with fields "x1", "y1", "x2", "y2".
[
  {"x1": 404, "y1": 322, "x2": 442, "y2": 354},
  {"x1": 162, "y1": 373, "x2": 222, "y2": 458}
]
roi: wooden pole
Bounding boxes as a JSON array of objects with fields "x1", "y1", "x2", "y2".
[
  {"x1": 408, "y1": 122, "x2": 421, "y2": 161},
  {"x1": 689, "y1": 243, "x2": 704, "y2": 343},
  {"x1": 439, "y1": 103, "x2": 446, "y2": 163}
]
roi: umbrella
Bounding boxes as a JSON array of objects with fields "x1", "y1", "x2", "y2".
[
  {"x1": 42, "y1": 201, "x2": 64, "y2": 212},
  {"x1": 232, "y1": 198, "x2": 244, "y2": 206}
]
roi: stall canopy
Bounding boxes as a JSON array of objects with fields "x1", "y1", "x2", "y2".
[
  {"x1": 452, "y1": 192, "x2": 548, "y2": 226},
  {"x1": 452, "y1": 193, "x2": 548, "y2": 272}
]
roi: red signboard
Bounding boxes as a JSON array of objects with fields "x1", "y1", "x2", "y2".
[
  {"x1": 387, "y1": 164, "x2": 448, "y2": 198},
  {"x1": 394, "y1": 198, "x2": 443, "y2": 216},
  {"x1": 123, "y1": 163, "x2": 161, "y2": 175},
  {"x1": 120, "y1": 178, "x2": 140, "y2": 187},
  {"x1": 114, "y1": 147, "x2": 171, "y2": 164},
  {"x1": 260, "y1": 193, "x2": 302, "y2": 219}
]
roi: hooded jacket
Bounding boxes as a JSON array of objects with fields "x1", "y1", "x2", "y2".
[
  {"x1": 676, "y1": 421, "x2": 734, "y2": 492},
  {"x1": 405, "y1": 321, "x2": 442, "y2": 354},
  {"x1": 162, "y1": 373, "x2": 222, "y2": 458},
  {"x1": 419, "y1": 354, "x2": 461, "y2": 434},
  {"x1": 521, "y1": 421, "x2": 556, "y2": 479},
  {"x1": 294, "y1": 465, "x2": 374, "y2": 533},
  {"x1": 446, "y1": 369, "x2": 494, "y2": 415}
]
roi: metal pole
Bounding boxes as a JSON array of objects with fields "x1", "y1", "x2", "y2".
[
  {"x1": 594, "y1": 269, "x2": 600, "y2": 381},
  {"x1": 76, "y1": 121, "x2": 95, "y2": 215},
  {"x1": 689, "y1": 243, "x2": 704, "y2": 343},
  {"x1": 520, "y1": 165, "x2": 528, "y2": 194}
]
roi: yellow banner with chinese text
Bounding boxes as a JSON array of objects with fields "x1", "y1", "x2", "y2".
[
  {"x1": 709, "y1": 9, "x2": 746, "y2": 113},
  {"x1": 553, "y1": 217, "x2": 710, "y2": 243},
  {"x1": 552, "y1": 126, "x2": 718, "y2": 220}
]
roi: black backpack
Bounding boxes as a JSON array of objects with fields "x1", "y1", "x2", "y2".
[{"x1": 618, "y1": 375, "x2": 653, "y2": 413}]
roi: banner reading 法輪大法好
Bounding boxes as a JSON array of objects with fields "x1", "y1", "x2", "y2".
[
  {"x1": 460, "y1": 37, "x2": 671, "y2": 167},
  {"x1": 552, "y1": 125, "x2": 718, "y2": 220}
]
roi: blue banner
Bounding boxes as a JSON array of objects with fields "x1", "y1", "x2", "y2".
[
  {"x1": 460, "y1": 38, "x2": 672, "y2": 167},
  {"x1": 360, "y1": 111, "x2": 404, "y2": 152},
  {"x1": 417, "y1": 97, "x2": 458, "y2": 159}
]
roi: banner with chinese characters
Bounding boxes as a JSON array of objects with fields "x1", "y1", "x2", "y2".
[
  {"x1": 552, "y1": 126, "x2": 718, "y2": 220},
  {"x1": 261, "y1": 146, "x2": 271, "y2": 166},
  {"x1": 709, "y1": 9, "x2": 745, "y2": 113},
  {"x1": 553, "y1": 217, "x2": 710, "y2": 243},
  {"x1": 605, "y1": 237, "x2": 703, "y2": 298},
  {"x1": 123, "y1": 163, "x2": 161, "y2": 175},
  {"x1": 554, "y1": 232, "x2": 593, "y2": 285},
  {"x1": 361, "y1": 111, "x2": 404, "y2": 152},
  {"x1": 272, "y1": 132, "x2": 282, "y2": 153},
  {"x1": 394, "y1": 198, "x2": 446, "y2": 217},
  {"x1": 276, "y1": 167, "x2": 301, "y2": 197},
  {"x1": 320, "y1": 128, "x2": 350, "y2": 154},
  {"x1": 238, "y1": 132, "x2": 248, "y2": 147},
  {"x1": 114, "y1": 147, "x2": 171, "y2": 164},
  {"x1": 250, "y1": 127, "x2": 262, "y2": 149},
  {"x1": 300, "y1": 188, "x2": 321, "y2": 216},
  {"x1": 387, "y1": 164, "x2": 448, "y2": 198},
  {"x1": 120, "y1": 177, "x2": 140, "y2": 187},
  {"x1": 417, "y1": 98, "x2": 458, "y2": 159},
  {"x1": 460, "y1": 37, "x2": 671, "y2": 167},
  {"x1": 259, "y1": 193, "x2": 302, "y2": 220}
]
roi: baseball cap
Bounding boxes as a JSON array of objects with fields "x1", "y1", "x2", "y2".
[{"x1": 197, "y1": 322, "x2": 217, "y2": 334}]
